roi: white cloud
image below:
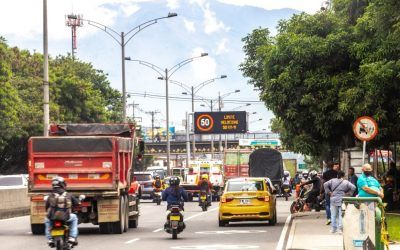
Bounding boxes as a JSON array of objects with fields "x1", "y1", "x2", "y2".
[
  {"x1": 217, "y1": 0, "x2": 322, "y2": 14},
  {"x1": 202, "y1": 3, "x2": 229, "y2": 34},
  {"x1": 167, "y1": 0, "x2": 180, "y2": 9},
  {"x1": 216, "y1": 38, "x2": 229, "y2": 55},
  {"x1": 183, "y1": 18, "x2": 196, "y2": 33},
  {"x1": 0, "y1": 0, "x2": 150, "y2": 41},
  {"x1": 190, "y1": 47, "x2": 217, "y2": 81}
]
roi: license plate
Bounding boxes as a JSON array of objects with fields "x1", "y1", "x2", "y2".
[
  {"x1": 170, "y1": 215, "x2": 180, "y2": 221},
  {"x1": 240, "y1": 199, "x2": 251, "y2": 205},
  {"x1": 51, "y1": 229, "x2": 65, "y2": 236},
  {"x1": 201, "y1": 196, "x2": 207, "y2": 201},
  {"x1": 284, "y1": 189, "x2": 290, "y2": 192}
]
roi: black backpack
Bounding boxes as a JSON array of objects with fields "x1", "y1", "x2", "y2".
[{"x1": 47, "y1": 192, "x2": 72, "y2": 221}]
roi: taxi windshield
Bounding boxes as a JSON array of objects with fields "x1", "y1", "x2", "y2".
[{"x1": 227, "y1": 180, "x2": 264, "y2": 192}]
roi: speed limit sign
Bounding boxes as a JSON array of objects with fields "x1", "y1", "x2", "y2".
[{"x1": 196, "y1": 114, "x2": 214, "y2": 132}]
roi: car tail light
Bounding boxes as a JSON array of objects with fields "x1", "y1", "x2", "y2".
[
  {"x1": 221, "y1": 197, "x2": 233, "y2": 203},
  {"x1": 257, "y1": 196, "x2": 270, "y2": 202},
  {"x1": 171, "y1": 207, "x2": 180, "y2": 213},
  {"x1": 54, "y1": 221, "x2": 62, "y2": 227}
]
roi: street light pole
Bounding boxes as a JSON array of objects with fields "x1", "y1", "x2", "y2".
[
  {"x1": 191, "y1": 86, "x2": 195, "y2": 159},
  {"x1": 218, "y1": 92, "x2": 222, "y2": 156},
  {"x1": 165, "y1": 68, "x2": 171, "y2": 174},
  {"x1": 43, "y1": 0, "x2": 49, "y2": 137},
  {"x1": 81, "y1": 13, "x2": 177, "y2": 121},
  {"x1": 125, "y1": 53, "x2": 208, "y2": 175}
]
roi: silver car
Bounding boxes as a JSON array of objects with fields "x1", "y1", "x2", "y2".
[{"x1": 134, "y1": 172, "x2": 154, "y2": 200}]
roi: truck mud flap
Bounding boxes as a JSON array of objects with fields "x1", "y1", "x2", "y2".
[
  {"x1": 30, "y1": 199, "x2": 46, "y2": 224},
  {"x1": 98, "y1": 198, "x2": 120, "y2": 223}
]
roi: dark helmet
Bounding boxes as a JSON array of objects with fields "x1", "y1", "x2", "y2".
[
  {"x1": 52, "y1": 176, "x2": 66, "y2": 189},
  {"x1": 169, "y1": 176, "x2": 180, "y2": 186},
  {"x1": 154, "y1": 175, "x2": 160, "y2": 180}
]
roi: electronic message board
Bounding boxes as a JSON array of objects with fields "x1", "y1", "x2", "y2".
[{"x1": 194, "y1": 111, "x2": 247, "y2": 134}]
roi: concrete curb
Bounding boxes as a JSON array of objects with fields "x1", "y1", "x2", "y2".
[{"x1": 0, "y1": 207, "x2": 29, "y2": 220}]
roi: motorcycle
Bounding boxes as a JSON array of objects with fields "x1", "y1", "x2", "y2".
[
  {"x1": 290, "y1": 186, "x2": 324, "y2": 213},
  {"x1": 281, "y1": 184, "x2": 291, "y2": 201},
  {"x1": 199, "y1": 191, "x2": 210, "y2": 212},
  {"x1": 164, "y1": 204, "x2": 185, "y2": 239},
  {"x1": 153, "y1": 188, "x2": 162, "y2": 205},
  {"x1": 46, "y1": 195, "x2": 85, "y2": 250}
]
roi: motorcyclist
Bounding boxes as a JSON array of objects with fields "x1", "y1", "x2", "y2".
[
  {"x1": 162, "y1": 176, "x2": 188, "y2": 210},
  {"x1": 197, "y1": 174, "x2": 213, "y2": 204},
  {"x1": 300, "y1": 170, "x2": 322, "y2": 211},
  {"x1": 45, "y1": 177, "x2": 79, "y2": 247},
  {"x1": 152, "y1": 175, "x2": 164, "y2": 190},
  {"x1": 281, "y1": 171, "x2": 292, "y2": 195}
]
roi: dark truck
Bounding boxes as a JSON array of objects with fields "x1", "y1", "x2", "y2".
[
  {"x1": 28, "y1": 123, "x2": 142, "y2": 235},
  {"x1": 248, "y1": 148, "x2": 284, "y2": 188}
]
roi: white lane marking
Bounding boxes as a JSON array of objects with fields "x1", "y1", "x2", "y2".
[
  {"x1": 184, "y1": 207, "x2": 218, "y2": 222},
  {"x1": 195, "y1": 230, "x2": 266, "y2": 235},
  {"x1": 0, "y1": 216, "x2": 28, "y2": 221},
  {"x1": 125, "y1": 238, "x2": 140, "y2": 244},
  {"x1": 152, "y1": 206, "x2": 219, "y2": 233},
  {"x1": 276, "y1": 214, "x2": 292, "y2": 250},
  {"x1": 171, "y1": 245, "x2": 259, "y2": 249}
]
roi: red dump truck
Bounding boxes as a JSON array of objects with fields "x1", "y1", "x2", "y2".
[{"x1": 27, "y1": 123, "x2": 142, "y2": 235}]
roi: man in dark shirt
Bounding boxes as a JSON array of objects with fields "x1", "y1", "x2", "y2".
[
  {"x1": 348, "y1": 167, "x2": 358, "y2": 196},
  {"x1": 322, "y1": 162, "x2": 338, "y2": 225}
]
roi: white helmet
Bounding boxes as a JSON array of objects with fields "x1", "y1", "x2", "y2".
[{"x1": 309, "y1": 170, "x2": 318, "y2": 179}]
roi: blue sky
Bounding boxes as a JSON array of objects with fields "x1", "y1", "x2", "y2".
[{"x1": 1, "y1": 0, "x2": 322, "y2": 131}]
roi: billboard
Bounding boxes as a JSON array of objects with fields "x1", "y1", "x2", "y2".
[
  {"x1": 143, "y1": 127, "x2": 175, "y2": 142},
  {"x1": 194, "y1": 111, "x2": 247, "y2": 134}
]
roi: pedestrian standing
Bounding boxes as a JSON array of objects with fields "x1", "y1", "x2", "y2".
[
  {"x1": 322, "y1": 162, "x2": 339, "y2": 225},
  {"x1": 357, "y1": 163, "x2": 384, "y2": 210},
  {"x1": 348, "y1": 167, "x2": 358, "y2": 196},
  {"x1": 324, "y1": 171, "x2": 356, "y2": 234}
]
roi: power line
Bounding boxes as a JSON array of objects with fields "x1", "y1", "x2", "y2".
[{"x1": 127, "y1": 91, "x2": 264, "y2": 104}]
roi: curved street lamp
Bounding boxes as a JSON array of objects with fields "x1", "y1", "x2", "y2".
[
  {"x1": 74, "y1": 13, "x2": 178, "y2": 121},
  {"x1": 125, "y1": 53, "x2": 208, "y2": 174}
]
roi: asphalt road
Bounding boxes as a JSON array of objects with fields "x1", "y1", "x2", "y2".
[{"x1": 0, "y1": 198, "x2": 292, "y2": 250}]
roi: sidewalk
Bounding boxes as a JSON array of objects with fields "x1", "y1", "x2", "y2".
[{"x1": 285, "y1": 212, "x2": 342, "y2": 250}]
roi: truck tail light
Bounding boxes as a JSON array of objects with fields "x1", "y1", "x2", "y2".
[
  {"x1": 221, "y1": 197, "x2": 233, "y2": 203},
  {"x1": 102, "y1": 162, "x2": 112, "y2": 168},
  {"x1": 31, "y1": 196, "x2": 44, "y2": 202},
  {"x1": 35, "y1": 162, "x2": 44, "y2": 169}
]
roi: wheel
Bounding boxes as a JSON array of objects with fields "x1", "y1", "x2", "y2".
[
  {"x1": 124, "y1": 196, "x2": 129, "y2": 232},
  {"x1": 55, "y1": 238, "x2": 62, "y2": 250},
  {"x1": 31, "y1": 223, "x2": 45, "y2": 235},
  {"x1": 157, "y1": 199, "x2": 161, "y2": 205},
  {"x1": 112, "y1": 196, "x2": 124, "y2": 234},
  {"x1": 285, "y1": 195, "x2": 288, "y2": 201},
  {"x1": 269, "y1": 208, "x2": 277, "y2": 226},
  {"x1": 188, "y1": 194, "x2": 193, "y2": 202},
  {"x1": 218, "y1": 217, "x2": 228, "y2": 227},
  {"x1": 172, "y1": 229, "x2": 178, "y2": 239},
  {"x1": 290, "y1": 201, "x2": 302, "y2": 214},
  {"x1": 202, "y1": 203, "x2": 207, "y2": 211}
]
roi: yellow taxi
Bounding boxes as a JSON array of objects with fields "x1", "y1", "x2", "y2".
[{"x1": 218, "y1": 177, "x2": 277, "y2": 226}]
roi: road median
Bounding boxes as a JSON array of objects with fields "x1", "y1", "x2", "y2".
[{"x1": 0, "y1": 188, "x2": 30, "y2": 219}]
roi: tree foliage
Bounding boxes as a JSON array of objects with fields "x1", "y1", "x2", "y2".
[
  {"x1": 0, "y1": 38, "x2": 122, "y2": 174},
  {"x1": 240, "y1": 0, "x2": 400, "y2": 161}
]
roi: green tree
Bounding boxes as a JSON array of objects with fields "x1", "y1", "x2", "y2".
[{"x1": 240, "y1": 0, "x2": 400, "y2": 161}]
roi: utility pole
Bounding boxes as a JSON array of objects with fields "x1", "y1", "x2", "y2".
[
  {"x1": 165, "y1": 68, "x2": 171, "y2": 175},
  {"x1": 191, "y1": 86, "x2": 195, "y2": 159},
  {"x1": 43, "y1": 0, "x2": 49, "y2": 137},
  {"x1": 145, "y1": 110, "x2": 159, "y2": 142},
  {"x1": 185, "y1": 112, "x2": 190, "y2": 169},
  {"x1": 218, "y1": 92, "x2": 222, "y2": 157},
  {"x1": 210, "y1": 100, "x2": 214, "y2": 157}
]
